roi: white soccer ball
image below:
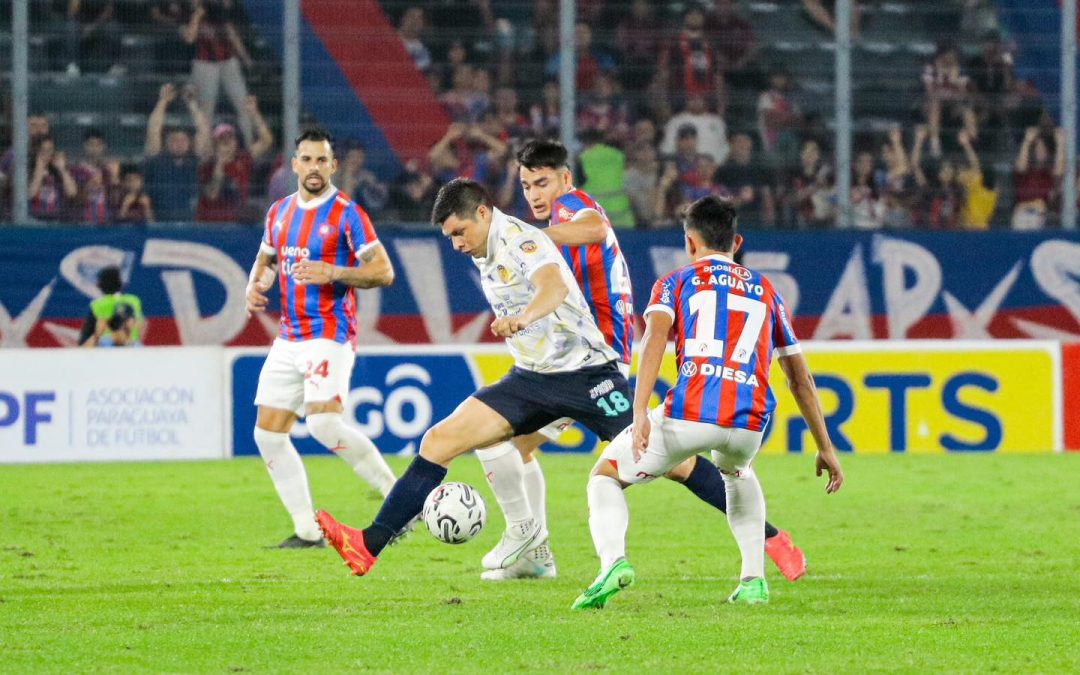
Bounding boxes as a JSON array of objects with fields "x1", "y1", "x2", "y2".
[{"x1": 422, "y1": 482, "x2": 487, "y2": 544}]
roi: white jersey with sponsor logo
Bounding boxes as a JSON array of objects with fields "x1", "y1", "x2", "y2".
[{"x1": 474, "y1": 208, "x2": 618, "y2": 373}]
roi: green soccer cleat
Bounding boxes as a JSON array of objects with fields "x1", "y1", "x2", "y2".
[
  {"x1": 571, "y1": 559, "x2": 635, "y2": 610},
  {"x1": 727, "y1": 577, "x2": 769, "y2": 605}
]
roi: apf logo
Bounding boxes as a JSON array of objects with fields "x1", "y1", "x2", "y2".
[
  {"x1": 680, "y1": 361, "x2": 698, "y2": 377},
  {"x1": 0, "y1": 391, "x2": 55, "y2": 444}
]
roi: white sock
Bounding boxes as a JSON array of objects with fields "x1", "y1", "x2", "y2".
[
  {"x1": 476, "y1": 441, "x2": 533, "y2": 527},
  {"x1": 253, "y1": 427, "x2": 321, "y2": 541},
  {"x1": 587, "y1": 474, "x2": 628, "y2": 570},
  {"x1": 522, "y1": 456, "x2": 547, "y2": 532},
  {"x1": 722, "y1": 466, "x2": 767, "y2": 579},
  {"x1": 306, "y1": 413, "x2": 396, "y2": 496}
]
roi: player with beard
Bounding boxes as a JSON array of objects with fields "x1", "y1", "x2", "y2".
[{"x1": 245, "y1": 128, "x2": 398, "y2": 548}]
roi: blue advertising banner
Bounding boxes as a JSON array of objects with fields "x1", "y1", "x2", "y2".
[{"x1": 1, "y1": 226, "x2": 1079, "y2": 347}]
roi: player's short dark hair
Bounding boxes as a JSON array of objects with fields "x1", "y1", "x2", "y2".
[
  {"x1": 431, "y1": 178, "x2": 493, "y2": 226},
  {"x1": 516, "y1": 139, "x2": 569, "y2": 171},
  {"x1": 84, "y1": 128, "x2": 105, "y2": 142},
  {"x1": 294, "y1": 127, "x2": 334, "y2": 152},
  {"x1": 97, "y1": 266, "x2": 124, "y2": 295},
  {"x1": 683, "y1": 196, "x2": 738, "y2": 251}
]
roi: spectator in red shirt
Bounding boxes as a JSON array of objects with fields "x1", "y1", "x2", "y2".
[
  {"x1": 576, "y1": 72, "x2": 631, "y2": 147},
  {"x1": 71, "y1": 129, "x2": 121, "y2": 224},
  {"x1": 28, "y1": 137, "x2": 78, "y2": 221},
  {"x1": 1012, "y1": 126, "x2": 1065, "y2": 230},
  {"x1": 708, "y1": 0, "x2": 757, "y2": 87},
  {"x1": 182, "y1": 0, "x2": 257, "y2": 148},
  {"x1": 196, "y1": 119, "x2": 262, "y2": 223},
  {"x1": 659, "y1": 6, "x2": 722, "y2": 105}
]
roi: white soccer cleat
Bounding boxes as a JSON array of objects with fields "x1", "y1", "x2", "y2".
[
  {"x1": 480, "y1": 542, "x2": 557, "y2": 580},
  {"x1": 481, "y1": 518, "x2": 546, "y2": 570}
]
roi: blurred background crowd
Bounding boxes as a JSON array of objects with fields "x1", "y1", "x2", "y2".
[{"x1": 0, "y1": 0, "x2": 1074, "y2": 230}]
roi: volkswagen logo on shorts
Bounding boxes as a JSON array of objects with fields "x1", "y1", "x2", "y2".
[
  {"x1": 680, "y1": 361, "x2": 698, "y2": 377},
  {"x1": 732, "y1": 266, "x2": 752, "y2": 281}
]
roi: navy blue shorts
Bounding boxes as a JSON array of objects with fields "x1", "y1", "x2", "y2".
[{"x1": 472, "y1": 361, "x2": 633, "y2": 441}]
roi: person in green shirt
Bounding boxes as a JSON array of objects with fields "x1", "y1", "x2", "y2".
[{"x1": 78, "y1": 266, "x2": 145, "y2": 347}]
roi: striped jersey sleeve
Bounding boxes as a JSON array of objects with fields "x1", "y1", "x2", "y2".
[
  {"x1": 771, "y1": 288, "x2": 801, "y2": 356},
  {"x1": 645, "y1": 272, "x2": 678, "y2": 320},
  {"x1": 343, "y1": 203, "x2": 379, "y2": 258}
]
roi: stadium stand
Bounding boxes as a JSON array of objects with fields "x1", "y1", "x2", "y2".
[{"x1": 0, "y1": 0, "x2": 1071, "y2": 229}]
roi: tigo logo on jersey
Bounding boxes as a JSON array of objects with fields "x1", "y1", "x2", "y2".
[{"x1": 519, "y1": 240, "x2": 537, "y2": 254}]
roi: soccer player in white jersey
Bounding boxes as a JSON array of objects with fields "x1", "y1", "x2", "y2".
[
  {"x1": 245, "y1": 128, "x2": 398, "y2": 548},
  {"x1": 572, "y1": 196, "x2": 844, "y2": 610},
  {"x1": 478, "y1": 139, "x2": 806, "y2": 583},
  {"x1": 315, "y1": 178, "x2": 637, "y2": 576}
]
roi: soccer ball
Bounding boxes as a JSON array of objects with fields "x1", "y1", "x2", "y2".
[{"x1": 422, "y1": 482, "x2": 487, "y2": 544}]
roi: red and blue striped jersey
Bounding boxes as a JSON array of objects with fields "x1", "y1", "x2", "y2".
[
  {"x1": 645, "y1": 254, "x2": 801, "y2": 431},
  {"x1": 259, "y1": 188, "x2": 378, "y2": 346},
  {"x1": 549, "y1": 189, "x2": 634, "y2": 364}
]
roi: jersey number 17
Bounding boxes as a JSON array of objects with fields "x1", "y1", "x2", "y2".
[{"x1": 686, "y1": 291, "x2": 766, "y2": 364}]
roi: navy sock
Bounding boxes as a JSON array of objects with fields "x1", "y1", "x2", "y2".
[
  {"x1": 681, "y1": 455, "x2": 780, "y2": 539},
  {"x1": 363, "y1": 456, "x2": 447, "y2": 556}
]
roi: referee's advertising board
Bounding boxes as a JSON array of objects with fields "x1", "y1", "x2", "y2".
[{"x1": 0, "y1": 348, "x2": 226, "y2": 463}]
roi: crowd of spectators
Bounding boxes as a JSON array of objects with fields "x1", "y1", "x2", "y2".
[{"x1": 0, "y1": 0, "x2": 1076, "y2": 230}]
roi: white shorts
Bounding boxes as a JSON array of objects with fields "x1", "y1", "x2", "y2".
[
  {"x1": 254, "y1": 338, "x2": 355, "y2": 416},
  {"x1": 536, "y1": 361, "x2": 631, "y2": 440},
  {"x1": 600, "y1": 407, "x2": 764, "y2": 485}
]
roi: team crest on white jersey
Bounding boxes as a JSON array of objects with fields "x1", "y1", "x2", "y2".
[
  {"x1": 519, "y1": 240, "x2": 537, "y2": 253},
  {"x1": 496, "y1": 265, "x2": 512, "y2": 284}
]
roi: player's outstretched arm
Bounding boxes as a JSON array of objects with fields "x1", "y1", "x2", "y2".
[
  {"x1": 631, "y1": 310, "x2": 673, "y2": 459},
  {"x1": 544, "y1": 209, "x2": 607, "y2": 247},
  {"x1": 293, "y1": 243, "x2": 394, "y2": 289},
  {"x1": 490, "y1": 263, "x2": 568, "y2": 337},
  {"x1": 246, "y1": 250, "x2": 277, "y2": 315},
  {"x1": 778, "y1": 351, "x2": 844, "y2": 494}
]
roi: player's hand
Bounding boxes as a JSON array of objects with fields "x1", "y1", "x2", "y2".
[
  {"x1": 245, "y1": 280, "x2": 270, "y2": 315},
  {"x1": 489, "y1": 314, "x2": 530, "y2": 337},
  {"x1": 815, "y1": 449, "x2": 844, "y2": 494},
  {"x1": 292, "y1": 259, "x2": 336, "y2": 286},
  {"x1": 630, "y1": 410, "x2": 650, "y2": 462}
]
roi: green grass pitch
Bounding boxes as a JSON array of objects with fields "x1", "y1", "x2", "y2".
[{"x1": 2, "y1": 453, "x2": 1078, "y2": 673}]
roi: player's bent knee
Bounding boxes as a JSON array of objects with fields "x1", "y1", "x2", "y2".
[
  {"x1": 304, "y1": 412, "x2": 342, "y2": 448},
  {"x1": 419, "y1": 423, "x2": 479, "y2": 466}
]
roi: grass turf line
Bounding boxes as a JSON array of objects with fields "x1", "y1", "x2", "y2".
[{"x1": 1, "y1": 453, "x2": 1078, "y2": 673}]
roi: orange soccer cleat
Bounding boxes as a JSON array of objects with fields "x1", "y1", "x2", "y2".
[
  {"x1": 764, "y1": 530, "x2": 806, "y2": 582},
  {"x1": 316, "y1": 510, "x2": 377, "y2": 576}
]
